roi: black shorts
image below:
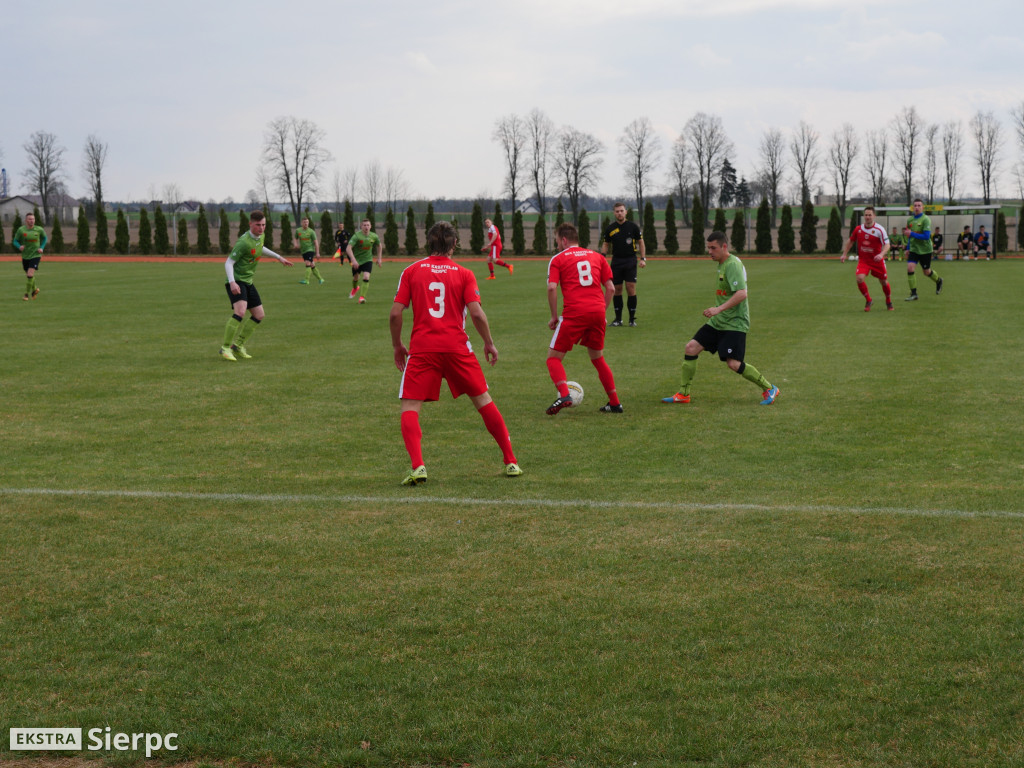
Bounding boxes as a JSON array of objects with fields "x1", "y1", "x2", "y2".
[
  {"x1": 302, "y1": 251, "x2": 316, "y2": 264},
  {"x1": 225, "y1": 281, "x2": 262, "y2": 309},
  {"x1": 357, "y1": 261, "x2": 373, "y2": 275},
  {"x1": 611, "y1": 261, "x2": 637, "y2": 285},
  {"x1": 907, "y1": 251, "x2": 932, "y2": 270},
  {"x1": 22, "y1": 257, "x2": 41, "y2": 272},
  {"x1": 693, "y1": 324, "x2": 746, "y2": 362}
]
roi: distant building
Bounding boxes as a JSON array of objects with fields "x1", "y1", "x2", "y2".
[
  {"x1": 515, "y1": 199, "x2": 540, "y2": 215},
  {"x1": 0, "y1": 193, "x2": 82, "y2": 225}
]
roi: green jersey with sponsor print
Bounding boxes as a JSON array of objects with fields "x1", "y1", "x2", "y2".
[
  {"x1": 228, "y1": 230, "x2": 265, "y2": 284},
  {"x1": 349, "y1": 231, "x2": 380, "y2": 265},
  {"x1": 14, "y1": 225, "x2": 47, "y2": 260},
  {"x1": 296, "y1": 226, "x2": 317, "y2": 254},
  {"x1": 906, "y1": 213, "x2": 933, "y2": 256},
  {"x1": 711, "y1": 254, "x2": 750, "y2": 333}
]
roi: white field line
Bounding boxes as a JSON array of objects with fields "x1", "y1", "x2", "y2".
[{"x1": 1, "y1": 487, "x2": 1022, "y2": 520}]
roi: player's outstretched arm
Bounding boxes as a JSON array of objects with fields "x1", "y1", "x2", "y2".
[
  {"x1": 468, "y1": 302, "x2": 498, "y2": 365},
  {"x1": 263, "y1": 247, "x2": 293, "y2": 266}
]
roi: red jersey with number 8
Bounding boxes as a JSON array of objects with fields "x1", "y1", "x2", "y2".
[
  {"x1": 547, "y1": 246, "x2": 612, "y2": 318},
  {"x1": 394, "y1": 256, "x2": 482, "y2": 353}
]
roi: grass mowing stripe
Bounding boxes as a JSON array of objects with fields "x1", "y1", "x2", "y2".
[{"x1": 3, "y1": 486, "x2": 1022, "y2": 520}]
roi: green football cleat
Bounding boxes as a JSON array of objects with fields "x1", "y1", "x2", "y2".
[
  {"x1": 230, "y1": 344, "x2": 252, "y2": 359},
  {"x1": 318, "y1": 278, "x2": 326, "y2": 285},
  {"x1": 219, "y1": 346, "x2": 237, "y2": 362},
  {"x1": 299, "y1": 279, "x2": 309, "y2": 284},
  {"x1": 504, "y1": 462, "x2": 524, "y2": 477},
  {"x1": 401, "y1": 465, "x2": 428, "y2": 486}
]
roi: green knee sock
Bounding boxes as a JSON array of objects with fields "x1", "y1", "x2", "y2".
[
  {"x1": 304, "y1": 267, "x2": 312, "y2": 281},
  {"x1": 739, "y1": 362, "x2": 771, "y2": 391},
  {"x1": 222, "y1": 315, "x2": 242, "y2": 348},
  {"x1": 311, "y1": 266, "x2": 323, "y2": 281},
  {"x1": 26, "y1": 276, "x2": 34, "y2": 294},
  {"x1": 907, "y1": 272, "x2": 918, "y2": 291},
  {"x1": 927, "y1": 269, "x2": 940, "y2": 283},
  {"x1": 360, "y1": 280, "x2": 370, "y2": 298},
  {"x1": 236, "y1": 317, "x2": 260, "y2": 346},
  {"x1": 679, "y1": 356, "x2": 698, "y2": 395}
]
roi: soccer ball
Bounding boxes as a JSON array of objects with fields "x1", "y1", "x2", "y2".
[{"x1": 566, "y1": 381, "x2": 584, "y2": 407}]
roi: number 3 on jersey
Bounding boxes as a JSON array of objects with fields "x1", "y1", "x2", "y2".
[
  {"x1": 576, "y1": 261, "x2": 593, "y2": 286},
  {"x1": 428, "y1": 281, "x2": 446, "y2": 318}
]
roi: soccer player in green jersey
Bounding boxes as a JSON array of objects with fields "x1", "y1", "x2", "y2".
[
  {"x1": 661, "y1": 231, "x2": 779, "y2": 406},
  {"x1": 220, "y1": 210, "x2": 293, "y2": 361},
  {"x1": 345, "y1": 218, "x2": 383, "y2": 304},
  {"x1": 903, "y1": 198, "x2": 942, "y2": 301},
  {"x1": 295, "y1": 216, "x2": 324, "y2": 285},
  {"x1": 14, "y1": 212, "x2": 47, "y2": 301}
]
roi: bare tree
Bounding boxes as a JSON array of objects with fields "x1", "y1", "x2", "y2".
[
  {"x1": 553, "y1": 126, "x2": 604, "y2": 226},
  {"x1": 684, "y1": 112, "x2": 733, "y2": 221},
  {"x1": 361, "y1": 159, "x2": 382, "y2": 214},
  {"x1": 331, "y1": 168, "x2": 344, "y2": 218},
  {"x1": 826, "y1": 123, "x2": 859, "y2": 217},
  {"x1": 526, "y1": 108, "x2": 555, "y2": 216},
  {"x1": 162, "y1": 183, "x2": 184, "y2": 210},
  {"x1": 254, "y1": 166, "x2": 272, "y2": 205},
  {"x1": 667, "y1": 135, "x2": 695, "y2": 226},
  {"x1": 82, "y1": 134, "x2": 108, "y2": 211},
  {"x1": 757, "y1": 128, "x2": 786, "y2": 226},
  {"x1": 342, "y1": 166, "x2": 359, "y2": 204},
  {"x1": 618, "y1": 117, "x2": 662, "y2": 215},
  {"x1": 23, "y1": 130, "x2": 66, "y2": 223},
  {"x1": 864, "y1": 128, "x2": 889, "y2": 204},
  {"x1": 942, "y1": 121, "x2": 965, "y2": 203},
  {"x1": 789, "y1": 121, "x2": 820, "y2": 204},
  {"x1": 261, "y1": 116, "x2": 332, "y2": 222},
  {"x1": 383, "y1": 166, "x2": 408, "y2": 212},
  {"x1": 922, "y1": 124, "x2": 940, "y2": 203},
  {"x1": 970, "y1": 110, "x2": 1002, "y2": 204},
  {"x1": 492, "y1": 113, "x2": 527, "y2": 212},
  {"x1": 891, "y1": 106, "x2": 922, "y2": 203}
]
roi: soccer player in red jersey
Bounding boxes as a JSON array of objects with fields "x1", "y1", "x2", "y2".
[
  {"x1": 481, "y1": 218, "x2": 513, "y2": 279},
  {"x1": 545, "y1": 222, "x2": 623, "y2": 415},
  {"x1": 840, "y1": 205, "x2": 893, "y2": 311},
  {"x1": 389, "y1": 221, "x2": 522, "y2": 485}
]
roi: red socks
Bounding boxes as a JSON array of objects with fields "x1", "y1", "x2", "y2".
[
  {"x1": 857, "y1": 281, "x2": 870, "y2": 301},
  {"x1": 400, "y1": 411, "x2": 423, "y2": 468},
  {"x1": 546, "y1": 358, "x2": 570, "y2": 397},
  {"x1": 478, "y1": 401, "x2": 516, "y2": 464},
  {"x1": 882, "y1": 281, "x2": 891, "y2": 301},
  {"x1": 591, "y1": 356, "x2": 620, "y2": 406}
]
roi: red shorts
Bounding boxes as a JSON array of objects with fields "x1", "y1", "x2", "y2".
[
  {"x1": 856, "y1": 259, "x2": 888, "y2": 280},
  {"x1": 488, "y1": 244, "x2": 503, "y2": 260},
  {"x1": 399, "y1": 349, "x2": 488, "y2": 401},
  {"x1": 549, "y1": 311, "x2": 606, "y2": 353}
]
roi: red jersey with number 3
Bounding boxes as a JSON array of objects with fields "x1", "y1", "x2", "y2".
[
  {"x1": 547, "y1": 246, "x2": 612, "y2": 318},
  {"x1": 851, "y1": 224, "x2": 889, "y2": 262},
  {"x1": 394, "y1": 256, "x2": 481, "y2": 353}
]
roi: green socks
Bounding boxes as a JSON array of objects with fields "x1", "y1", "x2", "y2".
[
  {"x1": 739, "y1": 362, "x2": 770, "y2": 391},
  {"x1": 236, "y1": 317, "x2": 260, "y2": 346},
  {"x1": 304, "y1": 267, "x2": 312, "y2": 281},
  {"x1": 927, "y1": 269, "x2": 940, "y2": 284},
  {"x1": 679, "y1": 355, "x2": 698, "y2": 395},
  {"x1": 311, "y1": 266, "x2": 323, "y2": 281},
  {"x1": 907, "y1": 272, "x2": 918, "y2": 291},
  {"x1": 222, "y1": 315, "x2": 242, "y2": 347}
]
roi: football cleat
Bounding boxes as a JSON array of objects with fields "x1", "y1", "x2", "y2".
[
  {"x1": 760, "y1": 386, "x2": 780, "y2": 405},
  {"x1": 886, "y1": 302, "x2": 894, "y2": 311},
  {"x1": 507, "y1": 264, "x2": 514, "y2": 274},
  {"x1": 358, "y1": 296, "x2": 366, "y2": 304},
  {"x1": 299, "y1": 279, "x2": 309, "y2": 284},
  {"x1": 935, "y1": 277, "x2": 943, "y2": 294},
  {"x1": 504, "y1": 462, "x2": 524, "y2": 477},
  {"x1": 401, "y1": 465, "x2": 428, "y2": 486},
  {"x1": 610, "y1": 320, "x2": 623, "y2": 327},
  {"x1": 546, "y1": 395, "x2": 573, "y2": 415},
  {"x1": 904, "y1": 294, "x2": 918, "y2": 301},
  {"x1": 22, "y1": 294, "x2": 30, "y2": 301},
  {"x1": 628, "y1": 320, "x2": 637, "y2": 327},
  {"x1": 230, "y1": 344, "x2": 252, "y2": 359},
  {"x1": 219, "y1": 346, "x2": 237, "y2": 362},
  {"x1": 661, "y1": 392, "x2": 690, "y2": 404},
  {"x1": 31, "y1": 288, "x2": 40, "y2": 299},
  {"x1": 318, "y1": 278, "x2": 326, "y2": 285},
  {"x1": 864, "y1": 299, "x2": 873, "y2": 312},
  {"x1": 486, "y1": 275, "x2": 496, "y2": 280},
  {"x1": 599, "y1": 403, "x2": 624, "y2": 413},
  {"x1": 348, "y1": 288, "x2": 359, "y2": 299}
]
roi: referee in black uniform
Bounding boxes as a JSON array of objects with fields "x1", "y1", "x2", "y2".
[{"x1": 601, "y1": 202, "x2": 646, "y2": 326}]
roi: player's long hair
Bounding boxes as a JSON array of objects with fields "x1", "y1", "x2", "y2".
[{"x1": 427, "y1": 221, "x2": 457, "y2": 255}]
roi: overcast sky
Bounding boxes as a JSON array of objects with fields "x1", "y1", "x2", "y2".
[{"x1": 3, "y1": 0, "x2": 1022, "y2": 205}]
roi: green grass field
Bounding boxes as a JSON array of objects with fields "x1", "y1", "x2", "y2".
[{"x1": 2, "y1": 256, "x2": 1022, "y2": 768}]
